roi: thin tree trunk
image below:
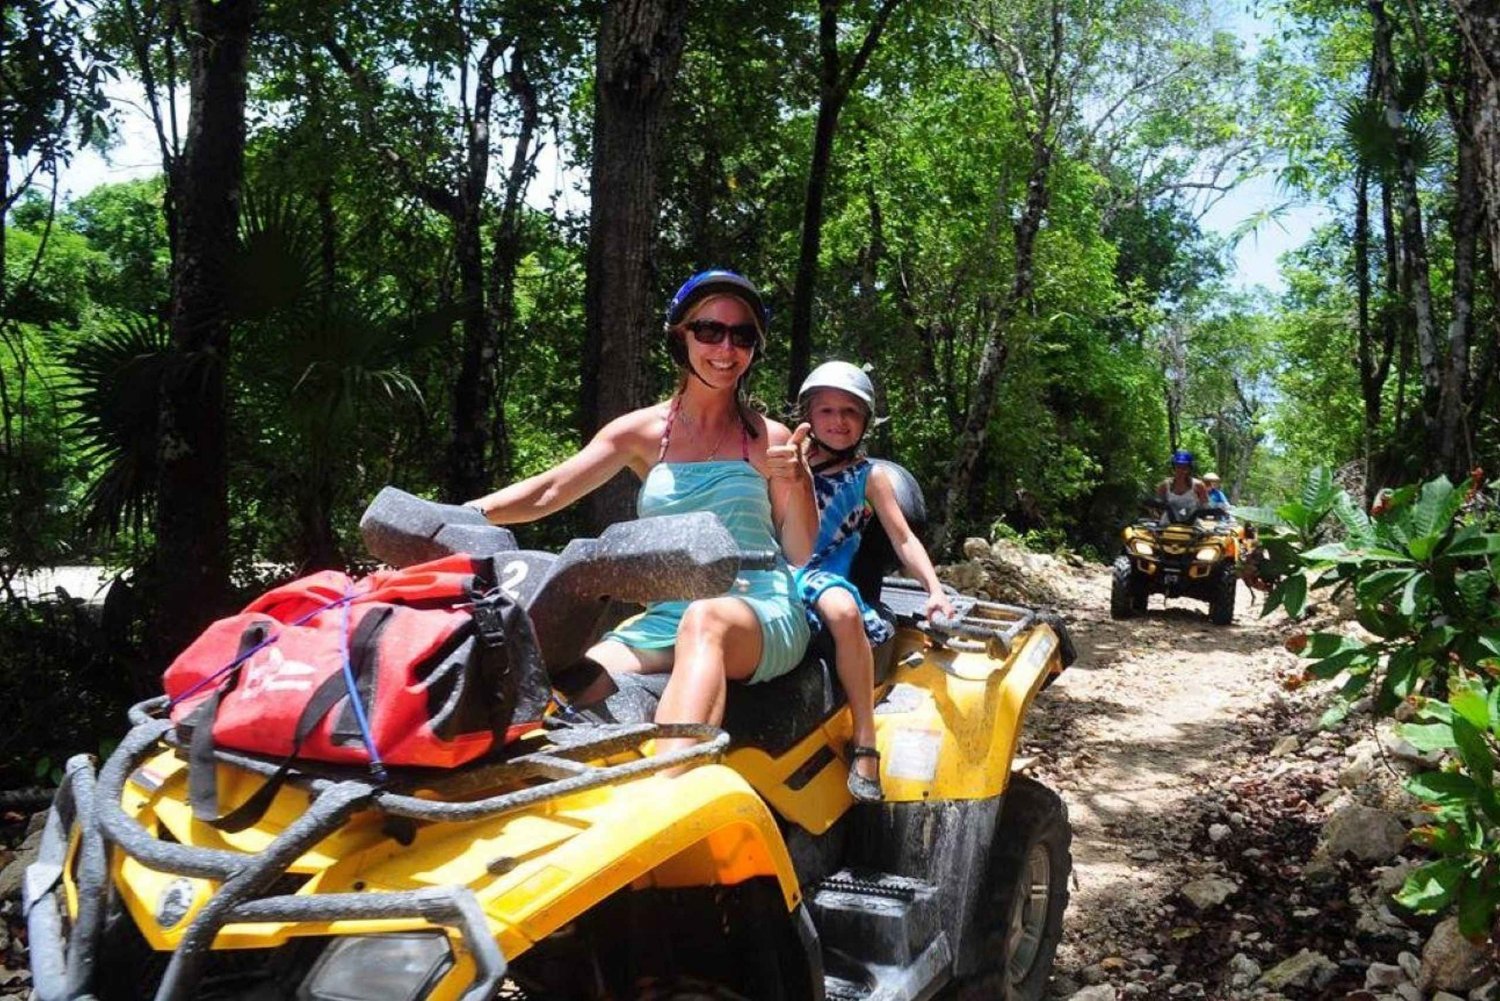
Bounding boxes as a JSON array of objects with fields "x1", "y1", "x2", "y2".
[
  {"x1": 1451, "y1": 0, "x2": 1500, "y2": 285},
  {"x1": 487, "y1": 45, "x2": 540, "y2": 485},
  {"x1": 788, "y1": 97, "x2": 842, "y2": 402},
  {"x1": 933, "y1": 133, "x2": 1053, "y2": 551},
  {"x1": 1439, "y1": 52, "x2": 1481, "y2": 475},
  {"x1": 787, "y1": 0, "x2": 906, "y2": 402},
  {"x1": 445, "y1": 43, "x2": 504, "y2": 503},
  {"x1": 1355, "y1": 165, "x2": 1378, "y2": 489},
  {"x1": 151, "y1": 0, "x2": 256, "y2": 662},
  {"x1": 581, "y1": 0, "x2": 689, "y2": 531},
  {"x1": 1371, "y1": 0, "x2": 1442, "y2": 458}
]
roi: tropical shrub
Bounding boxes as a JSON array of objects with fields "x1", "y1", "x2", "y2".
[{"x1": 1240, "y1": 469, "x2": 1500, "y2": 937}]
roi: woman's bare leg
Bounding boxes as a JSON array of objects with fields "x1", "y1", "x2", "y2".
[
  {"x1": 564, "y1": 640, "x2": 674, "y2": 706},
  {"x1": 818, "y1": 589, "x2": 878, "y2": 780},
  {"x1": 653, "y1": 597, "x2": 763, "y2": 761}
]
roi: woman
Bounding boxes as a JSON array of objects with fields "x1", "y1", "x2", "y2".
[
  {"x1": 1156, "y1": 449, "x2": 1209, "y2": 521},
  {"x1": 467, "y1": 270, "x2": 816, "y2": 756}
]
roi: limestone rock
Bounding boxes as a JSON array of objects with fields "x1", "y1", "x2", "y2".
[
  {"x1": 1321, "y1": 803, "x2": 1408, "y2": 863},
  {"x1": 1365, "y1": 963, "x2": 1404, "y2": 989},
  {"x1": 1419, "y1": 917, "x2": 1494, "y2": 993},
  {"x1": 1228, "y1": 953, "x2": 1262, "y2": 988},
  {"x1": 962, "y1": 537, "x2": 991, "y2": 560},
  {"x1": 1180, "y1": 877, "x2": 1238, "y2": 911},
  {"x1": 1070, "y1": 986, "x2": 1117, "y2": 1001},
  {"x1": 1271, "y1": 735, "x2": 1300, "y2": 757},
  {"x1": 944, "y1": 562, "x2": 987, "y2": 593},
  {"x1": 1258, "y1": 950, "x2": 1338, "y2": 991}
]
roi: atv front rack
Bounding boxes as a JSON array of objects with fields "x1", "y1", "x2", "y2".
[
  {"x1": 26, "y1": 698, "x2": 729, "y2": 1001},
  {"x1": 880, "y1": 576, "x2": 1036, "y2": 654}
]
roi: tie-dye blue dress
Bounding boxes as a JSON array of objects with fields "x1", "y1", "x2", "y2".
[{"x1": 793, "y1": 459, "x2": 895, "y2": 645}]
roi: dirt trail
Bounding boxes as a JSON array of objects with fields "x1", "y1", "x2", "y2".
[{"x1": 1024, "y1": 562, "x2": 1301, "y2": 993}]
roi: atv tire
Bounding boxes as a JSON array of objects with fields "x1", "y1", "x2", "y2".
[
  {"x1": 1209, "y1": 568, "x2": 1236, "y2": 625},
  {"x1": 1109, "y1": 556, "x2": 1139, "y2": 619},
  {"x1": 948, "y1": 776, "x2": 1072, "y2": 1001}
]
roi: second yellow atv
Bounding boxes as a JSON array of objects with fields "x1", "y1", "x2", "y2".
[
  {"x1": 1111, "y1": 497, "x2": 1243, "y2": 624},
  {"x1": 27, "y1": 461, "x2": 1076, "y2": 1001}
]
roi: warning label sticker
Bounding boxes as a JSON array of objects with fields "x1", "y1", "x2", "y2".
[{"x1": 885, "y1": 728, "x2": 942, "y2": 782}]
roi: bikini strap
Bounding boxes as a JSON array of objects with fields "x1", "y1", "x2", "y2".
[
  {"x1": 740, "y1": 419, "x2": 750, "y2": 462},
  {"x1": 657, "y1": 394, "x2": 682, "y2": 465}
]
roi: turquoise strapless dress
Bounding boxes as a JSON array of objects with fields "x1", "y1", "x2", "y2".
[{"x1": 603, "y1": 461, "x2": 810, "y2": 683}]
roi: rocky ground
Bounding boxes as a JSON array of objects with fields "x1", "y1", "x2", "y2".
[{"x1": 937, "y1": 538, "x2": 1497, "y2": 1000}]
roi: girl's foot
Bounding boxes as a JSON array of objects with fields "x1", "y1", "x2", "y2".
[{"x1": 847, "y1": 745, "x2": 882, "y2": 802}]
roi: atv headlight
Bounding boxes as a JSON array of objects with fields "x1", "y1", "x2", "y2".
[
  {"x1": 1130, "y1": 540, "x2": 1155, "y2": 556},
  {"x1": 1195, "y1": 546, "x2": 1219, "y2": 561},
  {"x1": 299, "y1": 933, "x2": 452, "y2": 1001}
]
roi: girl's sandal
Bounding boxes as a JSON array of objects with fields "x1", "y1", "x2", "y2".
[{"x1": 847, "y1": 745, "x2": 883, "y2": 803}]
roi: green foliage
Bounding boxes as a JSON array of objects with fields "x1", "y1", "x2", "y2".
[{"x1": 1261, "y1": 468, "x2": 1500, "y2": 937}]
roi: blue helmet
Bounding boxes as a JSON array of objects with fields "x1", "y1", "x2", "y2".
[
  {"x1": 1171, "y1": 449, "x2": 1194, "y2": 466},
  {"x1": 664, "y1": 269, "x2": 769, "y2": 341}
]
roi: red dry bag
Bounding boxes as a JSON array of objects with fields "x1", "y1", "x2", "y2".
[{"x1": 163, "y1": 553, "x2": 549, "y2": 831}]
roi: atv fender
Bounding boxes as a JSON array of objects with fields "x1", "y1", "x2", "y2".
[
  {"x1": 873, "y1": 625, "x2": 1061, "y2": 802},
  {"x1": 330, "y1": 762, "x2": 802, "y2": 962}
]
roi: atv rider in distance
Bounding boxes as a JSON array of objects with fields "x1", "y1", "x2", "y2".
[
  {"x1": 1156, "y1": 449, "x2": 1211, "y2": 523},
  {"x1": 1203, "y1": 471, "x2": 1229, "y2": 508}
]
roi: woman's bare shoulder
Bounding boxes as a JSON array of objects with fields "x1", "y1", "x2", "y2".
[{"x1": 761, "y1": 415, "x2": 792, "y2": 444}]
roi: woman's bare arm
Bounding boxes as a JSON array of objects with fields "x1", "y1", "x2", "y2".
[{"x1": 467, "y1": 410, "x2": 653, "y2": 524}]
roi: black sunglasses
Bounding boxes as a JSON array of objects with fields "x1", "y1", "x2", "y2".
[{"x1": 685, "y1": 318, "x2": 759, "y2": 350}]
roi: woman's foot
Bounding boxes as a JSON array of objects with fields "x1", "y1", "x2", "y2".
[{"x1": 847, "y1": 745, "x2": 882, "y2": 802}]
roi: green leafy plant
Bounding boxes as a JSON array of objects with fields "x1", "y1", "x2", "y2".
[{"x1": 1241, "y1": 468, "x2": 1500, "y2": 937}]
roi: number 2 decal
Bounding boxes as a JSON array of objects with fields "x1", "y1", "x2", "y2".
[{"x1": 498, "y1": 559, "x2": 529, "y2": 598}]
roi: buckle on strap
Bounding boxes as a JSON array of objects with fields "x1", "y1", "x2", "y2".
[{"x1": 471, "y1": 599, "x2": 509, "y2": 648}]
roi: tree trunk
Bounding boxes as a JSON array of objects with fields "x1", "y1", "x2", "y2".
[
  {"x1": 933, "y1": 134, "x2": 1053, "y2": 551},
  {"x1": 1371, "y1": 0, "x2": 1442, "y2": 459},
  {"x1": 151, "y1": 0, "x2": 256, "y2": 661},
  {"x1": 1451, "y1": 0, "x2": 1500, "y2": 285},
  {"x1": 445, "y1": 44, "x2": 505, "y2": 503},
  {"x1": 1438, "y1": 52, "x2": 1480, "y2": 476},
  {"x1": 1355, "y1": 165, "x2": 1378, "y2": 488},
  {"x1": 581, "y1": 0, "x2": 689, "y2": 531},
  {"x1": 446, "y1": 209, "x2": 494, "y2": 501},
  {"x1": 487, "y1": 47, "x2": 540, "y2": 486},
  {"x1": 787, "y1": 95, "x2": 842, "y2": 403},
  {"x1": 786, "y1": 0, "x2": 906, "y2": 403}
]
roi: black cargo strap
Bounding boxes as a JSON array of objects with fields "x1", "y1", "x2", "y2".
[{"x1": 188, "y1": 663, "x2": 363, "y2": 834}]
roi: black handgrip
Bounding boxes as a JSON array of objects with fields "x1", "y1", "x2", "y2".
[{"x1": 739, "y1": 549, "x2": 779, "y2": 571}]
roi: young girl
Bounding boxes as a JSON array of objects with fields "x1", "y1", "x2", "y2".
[{"x1": 794, "y1": 361, "x2": 954, "y2": 801}]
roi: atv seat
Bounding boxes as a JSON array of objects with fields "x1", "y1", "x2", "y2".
[{"x1": 610, "y1": 459, "x2": 926, "y2": 757}]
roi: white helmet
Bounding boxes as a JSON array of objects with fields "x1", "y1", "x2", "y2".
[{"x1": 798, "y1": 361, "x2": 875, "y2": 412}]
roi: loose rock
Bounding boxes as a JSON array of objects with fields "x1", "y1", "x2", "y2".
[
  {"x1": 1070, "y1": 986, "x2": 1117, "y2": 1001},
  {"x1": 1418, "y1": 917, "x2": 1494, "y2": 993},
  {"x1": 1258, "y1": 949, "x2": 1338, "y2": 991},
  {"x1": 1320, "y1": 803, "x2": 1408, "y2": 863},
  {"x1": 1180, "y1": 877, "x2": 1238, "y2": 911}
]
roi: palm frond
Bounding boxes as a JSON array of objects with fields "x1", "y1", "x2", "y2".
[
  {"x1": 1338, "y1": 96, "x2": 1400, "y2": 176},
  {"x1": 1395, "y1": 62, "x2": 1427, "y2": 114},
  {"x1": 60, "y1": 314, "x2": 172, "y2": 535},
  {"x1": 231, "y1": 189, "x2": 327, "y2": 324}
]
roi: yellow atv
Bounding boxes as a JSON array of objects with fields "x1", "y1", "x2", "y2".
[
  {"x1": 26, "y1": 461, "x2": 1076, "y2": 1001},
  {"x1": 1110, "y1": 497, "x2": 1242, "y2": 625}
]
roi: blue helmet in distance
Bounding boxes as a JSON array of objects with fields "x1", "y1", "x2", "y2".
[
  {"x1": 1171, "y1": 449, "x2": 1194, "y2": 466},
  {"x1": 664, "y1": 269, "x2": 770, "y2": 343}
]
